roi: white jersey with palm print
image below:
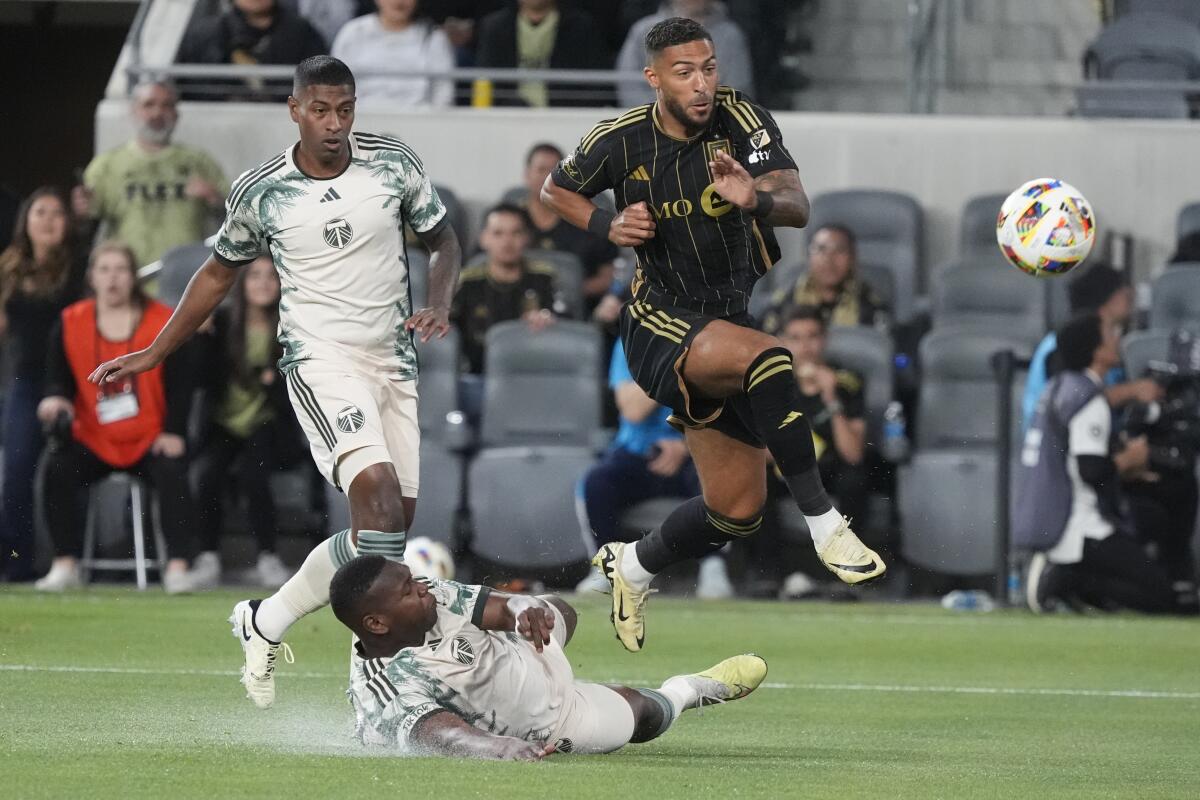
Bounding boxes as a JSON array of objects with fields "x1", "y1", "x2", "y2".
[{"x1": 213, "y1": 132, "x2": 447, "y2": 379}]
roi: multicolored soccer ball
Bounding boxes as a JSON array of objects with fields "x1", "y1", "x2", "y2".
[
  {"x1": 404, "y1": 537, "x2": 455, "y2": 581},
  {"x1": 996, "y1": 178, "x2": 1096, "y2": 277}
]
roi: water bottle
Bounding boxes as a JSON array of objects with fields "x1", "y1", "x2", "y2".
[
  {"x1": 941, "y1": 589, "x2": 996, "y2": 612},
  {"x1": 882, "y1": 401, "x2": 909, "y2": 463}
]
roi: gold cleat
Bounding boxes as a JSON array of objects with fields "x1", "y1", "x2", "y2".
[
  {"x1": 592, "y1": 542, "x2": 651, "y2": 652},
  {"x1": 816, "y1": 518, "x2": 887, "y2": 585},
  {"x1": 684, "y1": 653, "x2": 769, "y2": 706}
]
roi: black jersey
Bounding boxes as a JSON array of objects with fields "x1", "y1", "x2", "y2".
[{"x1": 550, "y1": 86, "x2": 796, "y2": 317}]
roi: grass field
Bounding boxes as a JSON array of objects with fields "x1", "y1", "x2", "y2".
[{"x1": 2, "y1": 588, "x2": 1198, "y2": 799}]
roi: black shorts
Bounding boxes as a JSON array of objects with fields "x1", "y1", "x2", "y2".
[{"x1": 619, "y1": 298, "x2": 764, "y2": 448}]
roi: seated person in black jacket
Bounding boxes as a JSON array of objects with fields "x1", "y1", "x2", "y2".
[{"x1": 184, "y1": 256, "x2": 311, "y2": 591}]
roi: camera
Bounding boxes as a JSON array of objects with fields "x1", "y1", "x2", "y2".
[{"x1": 1123, "y1": 330, "x2": 1200, "y2": 474}]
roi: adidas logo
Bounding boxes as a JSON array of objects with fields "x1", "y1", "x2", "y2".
[
  {"x1": 319, "y1": 187, "x2": 342, "y2": 203},
  {"x1": 630, "y1": 165, "x2": 650, "y2": 181}
]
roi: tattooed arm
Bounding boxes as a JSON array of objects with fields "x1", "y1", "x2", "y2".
[{"x1": 709, "y1": 151, "x2": 810, "y2": 229}]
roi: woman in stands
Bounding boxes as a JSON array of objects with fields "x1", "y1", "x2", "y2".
[
  {"x1": 184, "y1": 255, "x2": 309, "y2": 591},
  {"x1": 0, "y1": 188, "x2": 87, "y2": 582},
  {"x1": 34, "y1": 241, "x2": 196, "y2": 592}
]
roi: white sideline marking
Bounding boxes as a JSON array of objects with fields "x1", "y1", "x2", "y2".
[{"x1": 3, "y1": 663, "x2": 1198, "y2": 700}]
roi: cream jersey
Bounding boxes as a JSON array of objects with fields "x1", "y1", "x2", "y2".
[
  {"x1": 349, "y1": 579, "x2": 574, "y2": 748},
  {"x1": 213, "y1": 132, "x2": 447, "y2": 379}
]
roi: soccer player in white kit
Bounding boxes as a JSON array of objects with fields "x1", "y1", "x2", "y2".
[
  {"x1": 90, "y1": 56, "x2": 462, "y2": 708},
  {"x1": 331, "y1": 555, "x2": 768, "y2": 759}
]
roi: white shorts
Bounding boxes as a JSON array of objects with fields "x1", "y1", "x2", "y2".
[{"x1": 284, "y1": 361, "x2": 420, "y2": 496}]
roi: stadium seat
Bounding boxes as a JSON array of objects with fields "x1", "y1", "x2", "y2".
[
  {"x1": 806, "y1": 189, "x2": 924, "y2": 323},
  {"x1": 1075, "y1": 85, "x2": 1190, "y2": 119},
  {"x1": 915, "y1": 327, "x2": 1033, "y2": 450},
  {"x1": 931, "y1": 263, "x2": 1047, "y2": 337},
  {"x1": 959, "y1": 193, "x2": 1008, "y2": 259},
  {"x1": 527, "y1": 248, "x2": 585, "y2": 319},
  {"x1": 617, "y1": 497, "x2": 680, "y2": 541},
  {"x1": 414, "y1": 326, "x2": 461, "y2": 442},
  {"x1": 434, "y1": 183, "x2": 471, "y2": 254},
  {"x1": 406, "y1": 247, "x2": 431, "y2": 309},
  {"x1": 467, "y1": 445, "x2": 595, "y2": 569},
  {"x1": 898, "y1": 450, "x2": 999, "y2": 576},
  {"x1": 78, "y1": 473, "x2": 168, "y2": 590},
  {"x1": 1125, "y1": 0, "x2": 1200, "y2": 26},
  {"x1": 1085, "y1": 13, "x2": 1200, "y2": 80},
  {"x1": 1149, "y1": 264, "x2": 1200, "y2": 331},
  {"x1": 1177, "y1": 202, "x2": 1200, "y2": 241},
  {"x1": 156, "y1": 241, "x2": 211, "y2": 307},
  {"x1": 480, "y1": 320, "x2": 603, "y2": 447},
  {"x1": 406, "y1": 443, "x2": 464, "y2": 546},
  {"x1": 1122, "y1": 328, "x2": 1173, "y2": 379},
  {"x1": 824, "y1": 325, "x2": 894, "y2": 442}
]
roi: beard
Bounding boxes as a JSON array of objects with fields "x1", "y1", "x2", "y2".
[
  {"x1": 137, "y1": 119, "x2": 174, "y2": 146},
  {"x1": 662, "y1": 93, "x2": 713, "y2": 136}
]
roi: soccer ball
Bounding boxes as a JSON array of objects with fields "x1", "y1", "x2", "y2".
[
  {"x1": 996, "y1": 178, "x2": 1096, "y2": 277},
  {"x1": 404, "y1": 536, "x2": 455, "y2": 581}
]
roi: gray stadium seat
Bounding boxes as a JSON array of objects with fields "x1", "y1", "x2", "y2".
[
  {"x1": 406, "y1": 443, "x2": 463, "y2": 546},
  {"x1": 899, "y1": 450, "x2": 999, "y2": 576},
  {"x1": 1085, "y1": 13, "x2": 1200, "y2": 80},
  {"x1": 406, "y1": 248, "x2": 431, "y2": 309},
  {"x1": 1122, "y1": 328, "x2": 1173, "y2": 379},
  {"x1": 480, "y1": 320, "x2": 603, "y2": 447},
  {"x1": 617, "y1": 497, "x2": 680, "y2": 541},
  {"x1": 806, "y1": 190, "x2": 924, "y2": 323},
  {"x1": 915, "y1": 327, "x2": 1033, "y2": 450},
  {"x1": 1125, "y1": 0, "x2": 1200, "y2": 26},
  {"x1": 414, "y1": 326, "x2": 460, "y2": 441},
  {"x1": 1149, "y1": 264, "x2": 1200, "y2": 331},
  {"x1": 824, "y1": 326, "x2": 894, "y2": 442},
  {"x1": 434, "y1": 183, "x2": 470, "y2": 254},
  {"x1": 1075, "y1": 85, "x2": 1190, "y2": 119},
  {"x1": 527, "y1": 248, "x2": 585, "y2": 319},
  {"x1": 1177, "y1": 202, "x2": 1200, "y2": 241},
  {"x1": 468, "y1": 445, "x2": 595, "y2": 568},
  {"x1": 959, "y1": 193, "x2": 1007, "y2": 258},
  {"x1": 931, "y1": 263, "x2": 1047, "y2": 337},
  {"x1": 156, "y1": 242, "x2": 211, "y2": 307}
]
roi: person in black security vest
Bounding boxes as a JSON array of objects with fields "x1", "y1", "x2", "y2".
[{"x1": 1017, "y1": 313, "x2": 1190, "y2": 615}]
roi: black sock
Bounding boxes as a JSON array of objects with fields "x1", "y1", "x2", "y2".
[
  {"x1": 635, "y1": 496, "x2": 763, "y2": 574},
  {"x1": 744, "y1": 347, "x2": 833, "y2": 515}
]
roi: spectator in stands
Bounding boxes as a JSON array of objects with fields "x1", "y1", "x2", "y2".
[
  {"x1": 759, "y1": 224, "x2": 889, "y2": 335},
  {"x1": 1018, "y1": 313, "x2": 1186, "y2": 614},
  {"x1": 184, "y1": 256, "x2": 306, "y2": 591},
  {"x1": 428, "y1": 0, "x2": 506, "y2": 66},
  {"x1": 617, "y1": 1, "x2": 754, "y2": 108},
  {"x1": 295, "y1": 0, "x2": 362, "y2": 51},
  {"x1": 746, "y1": 306, "x2": 869, "y2": 595},
  {"x1": 0, "y1": 188, "x2": 87, "y2": 581},
  {"x1": 474, "y1": 0, "x2": 614, "y2": 107},
  {"x1": 451, "y1": 204, "x2": 558, "y2": 375},
  {"x1": 73, "y1": 80, "x2": 228, "y2": 275},
  {"x1": 1020, "y1": 263, "x2": 1159, "y2": 430},
  {"x1": 576, "y1": 339, "x2": 732, "y2": 598},
  {"x1": 332, "y1": 0, "x2": 456, "y2": 108},
  {"x1": 177, "y1": 0, "x2": 327, "y2": 99},
  {"x1": 514, "y1": 142, "x2": 618, "y2": 318},
  {"x1": 33, "y1": 242, "x2": 196, "y2": 593}
]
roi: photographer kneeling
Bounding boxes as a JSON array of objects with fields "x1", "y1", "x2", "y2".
[
  {"x1": 1016, "y1": 313, "x2": 1189, "y2": 614},
  {"x1": 33, "y1": 242, "x2": 195, "y2": 593}
]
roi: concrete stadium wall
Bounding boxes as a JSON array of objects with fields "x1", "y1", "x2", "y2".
[{"x1": 95, "y1": 101, "x2": 1200, "y2": 280}]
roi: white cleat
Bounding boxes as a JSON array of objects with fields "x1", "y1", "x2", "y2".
[{"x1": 229, "y1": 599, "x2": 293, "y2": 709}]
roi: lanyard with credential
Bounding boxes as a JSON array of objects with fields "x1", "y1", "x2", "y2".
[{"x1": 94, "y1": 308, "x2": 142, "y2": 425}]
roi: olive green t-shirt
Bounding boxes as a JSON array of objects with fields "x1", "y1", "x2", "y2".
[
  {"x1": 84, "y1": 141, "x2": 230, "y2": 267},
  {"x1": 216, "y1": 326, "x2": 276, "y2": 439}
]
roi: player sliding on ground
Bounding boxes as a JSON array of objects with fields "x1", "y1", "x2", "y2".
[
  {"x1": 332, "y1": 555, "x2": 767, "y2": 759},
  {"x1": 541, "y1": 17, "x2": 886, "y2": 652},
  {"x1": 88, "y1": 56, "x2": 461, "y2": 707}
]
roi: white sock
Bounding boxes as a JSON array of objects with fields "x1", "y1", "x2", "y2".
[
  {"x1": 620, "y1": 543, "x2": 656, "y2": 591},
  {"x1": 255, "y1": 530, "x2": 357, "y2": 642},
  {"x1": 657, "y1": 676, "x2": 697, "y2": 719},
  {"x1": 804, "y1": 507, "x2": 845, "y2": 550}
]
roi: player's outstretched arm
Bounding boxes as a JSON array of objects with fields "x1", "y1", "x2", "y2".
[
  {"x1": 88, "y1": 256, "x2": 237, "y2": 385},
  {"x1": 406, "y1": 223, "x2": 461, "y2": 343},
  {"x1": 708, "y1": 150, "x2": 810, "y2": 229},
  {"x1": 478, "y1": 592, "x2": 578, "y2": 652},
  {"x1": 411, "y1": 711, "x2": 556, "y2": 761}
]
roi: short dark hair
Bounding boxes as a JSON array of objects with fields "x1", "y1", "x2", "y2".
[
  {"x1": 293, "y1": 55, "x2": 355, "y2": 95},
  {"x1": 483, "y1": 202, "x2": 532, "y2": 232},
  {"x1": 811, "y1": 223, "x2": 857, "y2": 257},
  {"x1": 1057, "y1": 312, "x2": 1103, "y2": 372},
  {"x1": 1170, "y1": 231, "x2": 1200, "y2": 265},
  {"x1": 526, "y1": 142, "x2": 564, "y2": 166},
  {"x1": 1067, "y1": 262, "x2": 1126, "y2": 313},
  {"x1": 645, "y1": 16, "x2": 713, "y2": 60},
  {"x1": 783, "y1": 304, "x2": 827, "y2": 332},
  {"x1": 329, "y1": 555, "x2": 389, "y2": 632}
]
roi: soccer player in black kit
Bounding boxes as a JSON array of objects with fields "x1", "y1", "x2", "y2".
[{"x1": 542, "y1": 17, "x2": 886, "y2": 652}]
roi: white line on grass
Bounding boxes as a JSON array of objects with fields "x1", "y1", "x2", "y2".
[{"x1": 3, "y1": 663, "x2": 1198, "y2": 700}]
